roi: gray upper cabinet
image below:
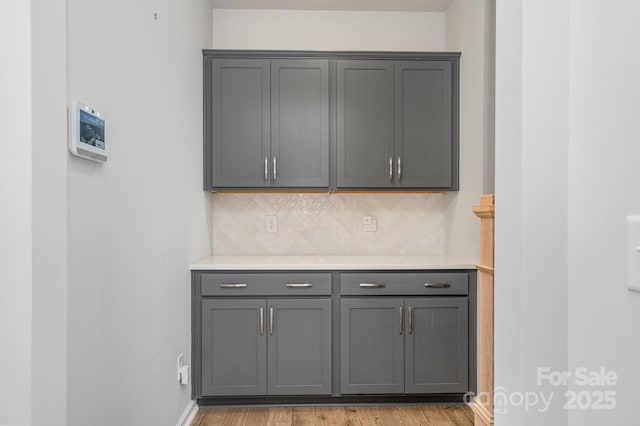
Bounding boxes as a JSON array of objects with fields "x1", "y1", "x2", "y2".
[
  {"x1": 395, "y1": 61, "x2": 454, "y2": 189},
  {"x1": 336, "y1": 59, "x2": 457, "y2": 190},
  {"x1": 204, "y1": 50, "x2": 459, "y2": 192},
  {"x1": 205, "y1": 57, "x2": 329, "y2": 190},
  {"x1": 271, "y1": 60, "x2": 329, "y2": 188},
  {"x1": 210, "y1": 59, "x2": 270, "y2": 188},
  {"x1": 336, "y1": 61, "x2": 394, "y2": 188}
]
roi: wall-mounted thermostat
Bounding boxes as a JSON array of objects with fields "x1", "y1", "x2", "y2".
[{"x1": 68, "y1": 101, "x2": 107, "y2": 162}]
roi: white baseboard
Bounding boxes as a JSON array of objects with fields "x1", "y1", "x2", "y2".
[{"x1": 176, "y1": 400, "x2": 198, "y2": 426}]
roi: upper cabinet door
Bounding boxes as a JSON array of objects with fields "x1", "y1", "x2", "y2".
[
  {"x1": 394, "y1": 61, "x2": 454, "y2": 189},
  {"x1": 210, "y1": 59, "x2": 270, "y2": 189},
  {"x1": 336, "y1": 60, "x2": 394, "y2": 188},
  {"x1": 271, "y1": 60, "x2": 329, "y2": 188}
]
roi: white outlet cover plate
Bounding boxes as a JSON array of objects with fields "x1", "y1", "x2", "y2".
[{"x1": 627, "y1": 216, "x2": 640, "y2": 292}]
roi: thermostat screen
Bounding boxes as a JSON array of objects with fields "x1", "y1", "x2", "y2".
[{"x1": 79, "y1": 110, "x2": 105, "y2": 150}]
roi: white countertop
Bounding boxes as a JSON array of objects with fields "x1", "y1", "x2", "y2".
[{"x1": 189, "y1": 255, "x2": 476, "y2": 271}]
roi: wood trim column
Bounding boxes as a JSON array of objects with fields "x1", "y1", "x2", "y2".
[{"x1": 472, "y1": 194, "x2": 495, "y2": 426}]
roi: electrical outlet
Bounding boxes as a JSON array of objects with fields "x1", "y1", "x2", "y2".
[
  {"x1": 177, "y1": 353, "x2": 184, "y2": 382},
  {"x1": 266, "y1": 215, "x2": 278, "y2": 233},
  {"x1": 363, "y1": 218, "x2": 377, "y2": 232}
]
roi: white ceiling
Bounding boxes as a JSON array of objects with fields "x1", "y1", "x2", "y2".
[{"x1": 210, "y1": 0, "x2": 452, "y2": 12}]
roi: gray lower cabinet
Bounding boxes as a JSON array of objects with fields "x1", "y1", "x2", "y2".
[
  {"x1": 267, "y1": 298, "x2": 332, "y2": 395},
  {"x1": 341, "y1": 297, "x2": 468, "y2": 394},
  {"x1": 205, "y1": 57, "x2": 329, "y2": 190},
  {"x1": 201, "y1": 297, "x2": 332, "y2": 396},
  {"x1": 193, "y1": 269, "x2": 475, "y2": 402},
  {"x1": 201, "y1": 299, "x2": 267, "y2": 396},
  {"x1": 340, "y1": 298, "x2": 404, "y2": 394}
]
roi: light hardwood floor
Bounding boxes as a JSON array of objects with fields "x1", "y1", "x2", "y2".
[{"x1": 192, "y1": 405, "x2": 474, "y2": 425}]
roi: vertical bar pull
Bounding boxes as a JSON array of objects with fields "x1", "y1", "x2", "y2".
[
  {"x1": 264, "y1": 157, "x2": 268, "y2": 181},
  {"x1": 397, "y1": 156, "x2": 402, "y2": 181},
  {"x1": 259, "y1": 307, "x2": 264, "y2": 335},
  {"x1": 399, "y1": 306, "x2": 403, "y2": 335},
  {"x1": 408, "y1": 306, "x2": 413, "y2": 334},
  {"x1": 269, "y1": 307, "x2": 274, "y2": 335},
  {"x1": 273, "y1": 157, "x2": 277, "y2": 181},
  {"x1": 389, "y1": 157, "x2": 393, "y2": 181}
]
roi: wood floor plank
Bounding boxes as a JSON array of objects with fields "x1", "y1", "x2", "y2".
[
  {"x1": 266, "y1": 406, "x2": 292, "y2": 426},
  {"x1": 392, "y1": 406, "x2": 429, "y2": 426},
  {"x1": 223, "y1": 407, "x2": 248, "y2": 426},
  {"x1": 312, "y1": 406, "x2": 346, "y2": 426},
  {"x1": 192, "y1": 407, "x2": 227, "y2": 426},
  {"x1": 342, "y1": 406, "x2": 362, "y2": 426},
  {"x1": 193, "y1": 405, "x2": 474, "y2": 426},
  {"x1": 244, "y1": 407, "x2": 269, "y2": 426},
  {"x1": 440, "y1": 405, "x2": 474, "y2": 425},
  {"x1": 421, "y1": 406, "x2": 457, "y2": 425},
  {"x1": 354, "y1": 406, "x2": 384, "y2": 425},
  {"x1": 291, "y1": 406, "x2": 315, "y2": 426}
]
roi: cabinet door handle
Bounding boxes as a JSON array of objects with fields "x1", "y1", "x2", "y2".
[
  {"x1": 264, "y1": 157, "x2": 268, "y2": 181},
  {"x1": 397, "y1": 156, "x2": 402, "y2": 181},
  {"x1": 219, "y1": 283, "x2": 247, "y2": 288},
  {"x1": 259, "y1": 307, "x2": 264, "y2": 335},
  {"x1": 425, "y1": 282, "x2": 451, "y2": 289},
  {"x1": 286, "y1": 283, "x2": 313, "y2": 288},
  {"x1": 407, "y1": 306, "x2": 413, "y2": 335},
  {"x1": 389, "y1": 157, "x2": 393, "y2": 181},
  {"x1": 273, "y1": 157, "x2": 277, "y2": 181},
  {"x1": 359, "y1": 282, "x2": 386, "y2": 288},
  {"x1": 399, "y1": 306, "x2": 403, "y2": 335},
  {"x1": 269, "y1": 307, "x2": 274, "y2": 335}
]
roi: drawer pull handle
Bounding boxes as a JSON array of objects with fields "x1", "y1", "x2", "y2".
[
  {"x1": 259, "y1": 307, "x2": 264, "y2": 335},
  {"x1": 399, "y1": 306, "x2": 403, "y2": 335},
  {"x1": 219, "y1": 283, "x2": 247, "y2": 288},
  {"x1": 408, "y1": 306, "x2": 413, "y2": 334},
  {"x1": 359, "y1": 283, "x2": 386, "y2": 288},
  {"x1": 286, "y1": 283, "x2": 313, "y2": 288},
  {"x1": 425, "y1": 282, "x2": 451, "y2": 289}
]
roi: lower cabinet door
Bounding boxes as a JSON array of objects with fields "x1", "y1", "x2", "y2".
[
  {"x1": 201, "y1": 299, "x2": 267, "y2": 396},
  {"x1": 267, "y1": 298, "x2": 332, "y2": 395},
  {"x1": 340, "y1": 298, "x2": 404, "y2": 394},
  {"x1": 405, "y1": 297, "x2": 468, "y2": 393}
]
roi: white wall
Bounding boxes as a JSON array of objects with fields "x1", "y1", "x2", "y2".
[
  {"x1": 444, "y1": 0, "x2": 493, "y2": 261},
  {"x1": 0, "y1": 1, "x2": 33, "y2": 424},
  {"x1": 212, "y1": 9, "x2": 445, "y2": 51},
  {"x1": 495, "y1": 0, "x2": 570, "y2": 424},
  {"x1": 30, "y1": 0, "x2": 69, "y2": 424},
  {"x1": 567, "y1": 1, "x2": 640, "y2": 424},
  {"x1": 65, "y1": 1, "x2": 212, "y2": 424},
  {"x1": 494, "y1": 0, "x2": 640, "y2": 424}
]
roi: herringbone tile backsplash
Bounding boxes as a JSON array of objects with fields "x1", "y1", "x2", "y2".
[{"x1": 212, "y1": 193, "x2": 446, "y2": 255}]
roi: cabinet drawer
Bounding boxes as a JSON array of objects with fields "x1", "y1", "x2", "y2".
[
  {"x1": 201, "y1": 273, "x2": 332, "y2": 296},
  {"x1": 340, "y1": 272, "x2": 468, "y2": 296}
]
